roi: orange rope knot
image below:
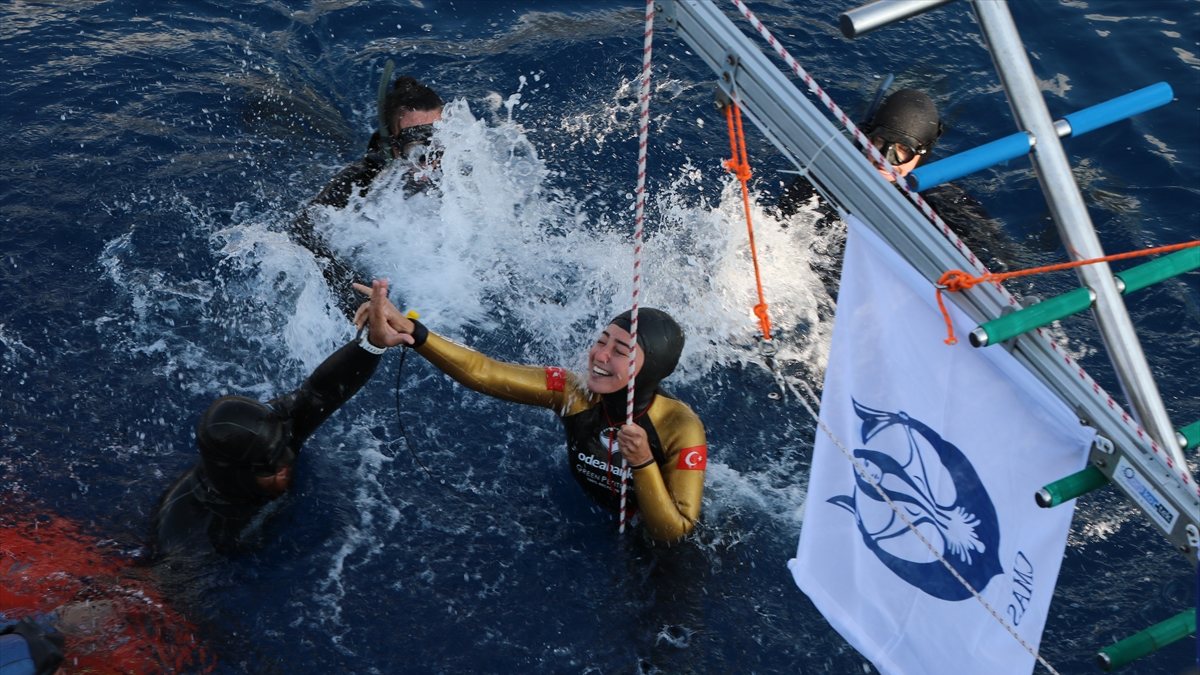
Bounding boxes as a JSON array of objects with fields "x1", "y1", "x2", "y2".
[
  {"x1": 722, "y1": 99, "x2": 775, "y2": 343},
  {"x1": 937, "y1": 269, "x2": 985, "y2": 293},
  {"x1": 934, "y1": 269, "x2": 985, "y2": 346},
  {"x1": 754, "y1": 302, "x2": 772, "y2": 339},
  {"x1": 723, "y1": 158, "x2": 752, "y2": 182},
  {"x1": 933, "y1": 239, "x2": 1200, "y2": 346}
]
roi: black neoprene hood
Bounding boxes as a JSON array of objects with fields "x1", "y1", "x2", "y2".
[
  {"x1": 196, "y1": 395, "x2": 292, "y2": 499},
  {"x1": 609, "y1": 308, "x2": 685, "y2": 387},
  {"x1": 868, "y1": 88, "x2": 943, "y2": 150},
  {"x1": 196, "y1": 396, "x2": 286, "y2": 465}
]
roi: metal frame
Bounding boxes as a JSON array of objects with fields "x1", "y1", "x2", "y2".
[
  {"x1": 971, "y1": 1, "x2": 1183, "y2": 467},
  {"x1": 656, "y1": 0, "x2": 1198, "y2": 560}
]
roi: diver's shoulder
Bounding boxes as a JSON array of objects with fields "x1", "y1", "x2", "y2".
[
  {"x1": 311, "y1": 153, "x2": 389, "y2": 208},
  {"x1": 650, "y1": 391, "x2": 701, "y2": 423}
]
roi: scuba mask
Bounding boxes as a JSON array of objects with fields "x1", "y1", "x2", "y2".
[
  {"x1": 870, "y1": 135, "x2": 923, "y2": 165},
  {"x1": 865, "y1": 88, "x2": 943, "y2": 164}
]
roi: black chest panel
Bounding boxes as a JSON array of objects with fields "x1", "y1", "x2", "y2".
[{"x1": 561, "y1": 405, "x2": 665, "y2": 513}]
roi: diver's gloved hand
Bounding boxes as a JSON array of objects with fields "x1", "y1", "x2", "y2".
[{"x1": 0, "y1": 618, "x2": 65, "y2": 675}]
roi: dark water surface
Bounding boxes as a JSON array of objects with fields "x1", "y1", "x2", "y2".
[{"x1": 1, "y1": 1, "x2": 1196, "y2": 673}]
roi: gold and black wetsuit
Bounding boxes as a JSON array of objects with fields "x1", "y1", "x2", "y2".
[{"x1": 415, "y1": 331, "x2": 707, "y2": 542}]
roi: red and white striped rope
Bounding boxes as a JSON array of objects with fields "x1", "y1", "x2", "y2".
[
  {"x1": 729, "y1": 0, "x2": 1198, "y2": 498},
  {"x1": 619, "y1": 0, "x2": 657, "y2": 534}
]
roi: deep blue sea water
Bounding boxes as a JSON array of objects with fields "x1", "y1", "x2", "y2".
[{"x1": 1, "y1": 1, "x2": 1196, "y2": 673}]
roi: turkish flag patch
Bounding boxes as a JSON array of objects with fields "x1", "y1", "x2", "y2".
[
  {"x1": 676, "y1": 445, "x2": 707, "y2": 470},
  {"x1": 545, "y1": 367, "x2": 566, "y2": 392}
]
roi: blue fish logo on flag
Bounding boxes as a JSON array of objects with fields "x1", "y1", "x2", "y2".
[{"x1": 829, "y1": 399, "x2": 1003, "y2": 601}]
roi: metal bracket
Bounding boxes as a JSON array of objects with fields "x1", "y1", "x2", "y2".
[{"x1": 720, "y1": 53, "x2": 740, "y2": 93}]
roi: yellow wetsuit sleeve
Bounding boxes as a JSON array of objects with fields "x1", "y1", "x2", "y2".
[
  {"x1": 633, "y1": 398, "x2": 707, "y2": 542},
  {"x1": 415, "y1": 331, "x2": 589, "y2": 414}
]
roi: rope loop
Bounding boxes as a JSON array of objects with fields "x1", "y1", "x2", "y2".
[
  {"x1": 722, "y1": 98, "x2": 774, "y2": 342},
  {"x1": 935, "y1": 240, "x2": 1199, "y2": 345}
]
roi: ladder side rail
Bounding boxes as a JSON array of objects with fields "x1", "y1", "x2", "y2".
[
  {"x1": 660, "y1": 0, "x2": 1199, "y2": 559},
  {"x1": 971, "y1": 0, "x2": 1186, "y2": 470}
]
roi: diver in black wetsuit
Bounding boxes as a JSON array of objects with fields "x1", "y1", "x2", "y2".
[
  {"x1": 152, "y1": 316, "x2": 397, "y2": 557},
  {"x1": 291, "y1": 74, "x2": 445, "y2": 317},
  {"x1": 779, "y1": 89, "x2": 1013, "y2": 280},
  {"x1": 779, "y1": 88, "x2": 944, "y2": 224}
]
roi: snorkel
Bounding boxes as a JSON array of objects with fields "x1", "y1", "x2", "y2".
[
  {"x1": 861, "y1": 74, "x2": 895, "y2": 127},
  {"x1": 375, "y1": 58, "x2": 396, "y2": 163}
]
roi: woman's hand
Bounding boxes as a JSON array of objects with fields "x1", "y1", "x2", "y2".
[
  {"x1": 353, "y1": 280, "x2": 415, "y2": 348},
  {"x1": 617, "y1": 424, "x2": 653, "y2": 468}
]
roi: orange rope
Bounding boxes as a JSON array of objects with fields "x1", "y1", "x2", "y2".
[
  {"x1": 723, "y1": 102, "x2": 772, "y2": 340},
  {"x1": 935, "y1": 239, "x2": 1200, "y2": 345}
]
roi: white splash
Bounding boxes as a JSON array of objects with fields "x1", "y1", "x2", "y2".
[{"x1": 305, "y1": 97, "x2": 837, "y2": 385}]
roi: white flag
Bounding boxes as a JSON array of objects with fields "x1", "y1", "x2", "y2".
[{"x1": 790, "y1": 216, "x2": 1094, "y2": 674}]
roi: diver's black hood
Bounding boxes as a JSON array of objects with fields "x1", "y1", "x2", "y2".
[
  {"x1": 866, "y1": 89, "x2": 943, "y2": 151},
  {"x1": 601, "y1": 308, "x2": 684, "y2": 416},
  {"x1": 196, "y1": 395, "x2": 292, "y2": 501}
]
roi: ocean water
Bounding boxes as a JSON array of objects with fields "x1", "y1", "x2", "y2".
[{"x1": 0, "y1": 0, "x2": 1196, "y2": 673}]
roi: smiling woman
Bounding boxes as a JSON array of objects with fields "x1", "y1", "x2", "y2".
[
  {"x1": 354, "y1": 280, "x2": 707, "y2": 542},
  {"x1": 585, "y1": 321, "x2": 645, "y2": 395}
]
